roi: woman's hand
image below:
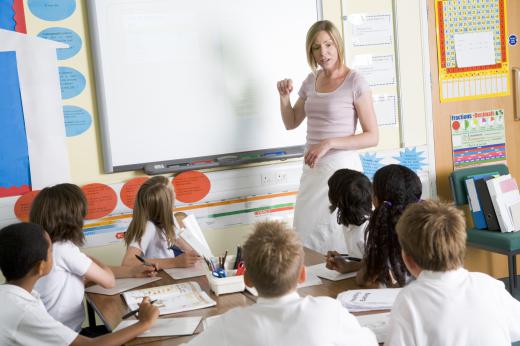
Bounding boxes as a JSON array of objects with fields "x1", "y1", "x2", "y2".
[
  {"x1": 277, "y1": 78, "x2": 293, "y2": 102},
  {"x1": 304, "y1": 139, "x2": 331, "y2": 168}
]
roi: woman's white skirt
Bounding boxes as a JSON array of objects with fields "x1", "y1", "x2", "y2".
[{"x1": 293, "y1": 150, "x2": 362, "y2": 254}]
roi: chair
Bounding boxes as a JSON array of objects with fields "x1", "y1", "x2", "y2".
[{"x1": 449, "y1": 163, "x2": 520, "y2": 294}]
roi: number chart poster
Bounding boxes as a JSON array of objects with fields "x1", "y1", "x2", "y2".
[
  {"x1": 451, "y1": 109, "x2": 506, "y2": 169},
  {"x1": 435, "y1": 0, "x2": 509, "y2": 102}
]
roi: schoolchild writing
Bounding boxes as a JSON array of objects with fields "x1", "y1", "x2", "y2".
[
  {"x1": 122, "y1": 176, "x2": 199, "y2": 269},
  {"x1": 0, "y1": 222, "x2": 159, "y2": 346},
  {"x1": 357, "y1": 164, "x2": 422, "y2": 288},
  {"x1": 29, "y1": 183, "x2": 156, "y2": 332},
  {"x1": 325, "y1": 168, "x2": 372, "y2": 274}
]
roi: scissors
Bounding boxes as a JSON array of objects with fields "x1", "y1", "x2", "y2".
[
  {"x1": 212, "y1": 267, "x2": 227, "y2": 278},
  {"x1": 235, "y1": 261, "x2": 246, "y2": 276}
]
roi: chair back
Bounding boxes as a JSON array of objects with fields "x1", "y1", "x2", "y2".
[{"x1": 449, "y1": 164, "x2": 509, "y2": 206}]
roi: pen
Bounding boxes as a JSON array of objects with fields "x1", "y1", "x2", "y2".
[
  {"x1": 222, "y1": 250, "x2": 228, "y2": 269},
  {"x1": 336, "y1": 254, "x2": 362, "y2": 262},
  {"x1": 122, "y1": 299, "x2": 158, "y2": 320},
  {"x1": 135, "y1": 254, "x2": 159, "y2": 271}
]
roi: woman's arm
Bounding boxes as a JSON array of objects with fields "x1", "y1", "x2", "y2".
[
  {"x1": 84, "y1": 256, "x2": 116, "y2": 288},
  {"x1": 304, "y1": 92, "x2": 379, "y2": 167},
  {"x1": 277, "y1": 79, "x2": 306, "y2": 130}
]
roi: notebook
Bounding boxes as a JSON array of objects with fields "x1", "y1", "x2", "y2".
[
  {"x1": 337, "y1": 288, "x2": 401, "y2": 312},
  {"x1": 122, "y1": 282, "x2": 216, "y2": 315},
  {"x1": 355, "y1": 312, "x2": 390, "y2": 344}
]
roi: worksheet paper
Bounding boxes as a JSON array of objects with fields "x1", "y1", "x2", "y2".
[
  {"x1": 85, "y1": 277, "x2": 162, "y2": 295},
  {"x1": 355, "y1": 312, "x2": 390, "y2": 343},
  {"x1": 164, "y1": 262, "x2": 207, "y2": 280},
  {"x1": 114, "y1": 317, "x2": 202, "y2": 337},
  {"x1": 122, "y1": 282, "x2": 216, "y2": 315},
  {"x1": 454, "y1": 31, "x2": 495, "y2": 68},
  {"x1": 306, "y1": 263, "x2": 357, "y2": 281}
]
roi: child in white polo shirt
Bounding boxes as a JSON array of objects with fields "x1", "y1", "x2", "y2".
[
  {"x1": 387, "y1": 200, "x2": 520, "y2": 345},
  {"x1": 186, "y1": 220, "x2": 377, "y2": 346},
  {"x1": 0, "y1": 222, "x2": 158, "y2": 346}
]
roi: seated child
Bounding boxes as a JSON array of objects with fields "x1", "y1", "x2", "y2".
[
  {"x1": 326, "y1": 169, "x2": 372, "y2": 273},
  {"x1": 357, "y1": 164, "x2": 422, "y2": 288},
  {"x1": 186, "y1": 221, "x2": 378, "y2": 346},
  {"x1": 387, "y1": 200, "x2": 520, "y2": 345},
  {"x1": 0, "y1": 222, "x2": 159, "y2": 346},
  {"x1": 29, "y1": 183, "x2": 156, "y2": 332},
  {"x1": 122, "y1": 176, "x2": 199, "y2": 269}
]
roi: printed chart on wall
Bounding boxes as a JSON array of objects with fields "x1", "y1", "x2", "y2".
[
  {"x1": 435, "y1": 0, "x2": 509, "y2": 102},
  {"x1": 342, "y1": 0, "x2": 399, "y2": 128},
  {"x1": 451, "y1": 109, "x2": 506, "y2": 168}
]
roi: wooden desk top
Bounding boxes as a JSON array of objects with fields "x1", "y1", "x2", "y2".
[{"x1": 86, "y1": 248, "x2": 374, "y2": 345}]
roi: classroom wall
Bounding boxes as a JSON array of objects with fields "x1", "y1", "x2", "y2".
[
  {"x1": 427, "y1": 0, "x2": 520, "y2": 277},
  {"x1": 6, "y1": 0, "x2": 432, "y2": 270}
]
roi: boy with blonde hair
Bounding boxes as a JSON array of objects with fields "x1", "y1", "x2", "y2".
[
  {"x1": 387, "y1": 200, "x2": 520, "y2": 345},
  {"x1": 187, "y1": 221, "x2": 377, "y2": 346}
]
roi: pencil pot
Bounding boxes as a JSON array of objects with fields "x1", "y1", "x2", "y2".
[{"x1": 205, "y1": 255, "x2": 245, "y2": 295}]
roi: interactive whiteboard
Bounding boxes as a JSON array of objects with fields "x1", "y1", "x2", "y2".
[{"x1": 87, "y1": 0, "x2": 319, "y2": 172}]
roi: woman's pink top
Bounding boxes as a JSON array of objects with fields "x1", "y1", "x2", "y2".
[{"x1": 298, "y1": 69, "x2": 371, "y2": 150}]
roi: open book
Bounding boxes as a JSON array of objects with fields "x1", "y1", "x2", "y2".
[{"x1": 122, "y1": 282, "x2": 216, "y2": 316}]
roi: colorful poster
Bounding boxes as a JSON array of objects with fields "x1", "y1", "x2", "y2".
[
  {"x1": 451, "y1": 109, "x2": 506, "y2": 168},
  {"x1": 435, "y1": 0, "x2": 509, "y2": 102}
]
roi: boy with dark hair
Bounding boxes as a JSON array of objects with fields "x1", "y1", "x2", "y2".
[
  {"x1": 187, "y1": 221, "x2": 377, "y2": 346},
  {"x1": 0, "y1": 222, "x2": 159, "y2": 346},
  {"x1": 387, "y1": 200, "x2": 520, "y2": 345}
]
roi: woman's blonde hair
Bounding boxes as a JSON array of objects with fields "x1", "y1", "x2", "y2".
[
  {"x1": 124, "y1": 176, "x2": 176, "y2": 247},
  {"x1": 305, "y1": 20, "x2": 345, "y2": 73}
]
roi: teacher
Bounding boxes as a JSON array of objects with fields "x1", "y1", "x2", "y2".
[{"x1": 277, "y1": 20, "x2": 378, "y2": 254}]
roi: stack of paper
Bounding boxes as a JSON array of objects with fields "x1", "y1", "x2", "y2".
[
  {"x1": 486, "y1": 175, "x2": 520, "y2": 232},
  {"x1": 177, "y1": 214, "x2": 214, "y2": 259},
  {"x1": 337, "y1": 288, "x2": 401, "y2": 312},
  {"x1": 122, "y1": 282, "x2": 216, "y2": 315},
  {"x1": 306, "y1": 263, "x2": 357, "y2": 281},
  {"x1": 355, "y1": 312, "x2": 390, "y2": 344},
  {"x1": 85, "y1": 277, "x2": 162, "y2": 295},
  {"x1": 114, "y1": 317, "x2": 202, "y2": 337}
]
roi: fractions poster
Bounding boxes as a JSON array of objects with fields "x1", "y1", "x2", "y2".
[
  {"x1": 435, "y1": 0, "x2": 509, "y2": 102},
  {"x1": 451, "y1": 109, "x2": 506, "y2": 168}
]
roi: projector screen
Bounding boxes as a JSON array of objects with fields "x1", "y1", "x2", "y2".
[{"x1": 87, "y1": 0, "x2": 319, "y2": 172}]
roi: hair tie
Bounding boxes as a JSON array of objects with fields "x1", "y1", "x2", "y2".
[{"x1": 383, "y1": 200, "x2": 393, "y2": 207}]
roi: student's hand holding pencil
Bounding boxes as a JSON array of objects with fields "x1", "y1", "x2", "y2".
[
  {"x1": 129, "y1": 263, "x2": 160, "y2": 278},
  {"x1": 135, "y1": 297, "x2": 159, "y2": 327},
  {"x1": 325, "y1": 251, "x2": 361, "y2": 274},
  {"x1": 174, "y1": 250, "x2": 200, "y2": 267}
]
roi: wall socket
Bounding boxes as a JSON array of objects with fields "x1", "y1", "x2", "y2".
[{"x1": 260, "y1": 171, "x2": 288, "y2": 185}]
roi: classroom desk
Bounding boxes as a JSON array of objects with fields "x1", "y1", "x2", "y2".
[{"x1": 86, "y1": 248, "x2": 378, "y2": 345}]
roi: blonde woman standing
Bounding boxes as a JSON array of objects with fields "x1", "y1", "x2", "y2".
[{"x1": 277, "y1": 20, "x2": 378, "y2": 254}]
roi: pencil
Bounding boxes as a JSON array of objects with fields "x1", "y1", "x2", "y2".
[
  {"x1": 135, "y1": 254, "x2": 158, "y2": 272},
  {"x1": 122, "y1": 299, "x2": 158, "y2": 320}
]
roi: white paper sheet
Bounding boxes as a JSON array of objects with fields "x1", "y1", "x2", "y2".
[
  {"x1": 348, "y1": 13, "x2": 393, "y2": 46},
  {"x1": 355, "y1": 312, "x2": 390, "y2": 343},
  {"x1": 114, "y1": 317, "x2": 202, "y2": 336},
  {"x1": 351, "y1": 54, "x2": 396, "y2": 86},
  {"x1": 454, "y1": 31, "x2": 495, "y2": 68},
  {"x1": 373, "y1": 94, "x2": 397, "y2": 126},
  {"x1": 306, "y1": 263, "x2": 357, "y2": 281},
  {"x1": 179, "y1": 214, "x2": 214, "y2": 259},
  {"x1": 337, "y1": 288, "x2": 401, "y2": 312},
  {"x1": 164, "y1": 262, "x2": 207, "y2": 280},
  {"x1": 0, "y1": 29, "x2": 70, "y2": 188},
  {"x1": 202, "y1": 314, "x2": 222, "y2": 330},
  {"x1": 85, "y1": 277, "x2": 162, "y2": 295},
  {"x1": 122, "y1": 282, "x2": 216, "y2": 315}
]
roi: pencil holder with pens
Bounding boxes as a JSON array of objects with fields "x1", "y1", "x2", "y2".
[{"x1": 204, "y1": 255, "x2": 245, "y2": 296}]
